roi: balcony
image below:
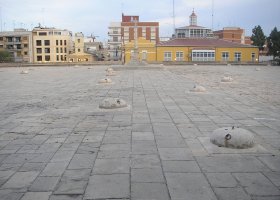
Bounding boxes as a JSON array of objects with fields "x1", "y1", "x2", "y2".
[
  {"x1": 108, "y1": 39, "x2": 122, "y2": 44},
  {"x1": 108, "y1": 31, "x2": 121, "y2": 36}
]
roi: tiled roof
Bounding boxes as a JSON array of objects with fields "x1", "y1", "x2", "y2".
[{"x1": 157, "y1": 38, "x2": 256, "y2": 48}]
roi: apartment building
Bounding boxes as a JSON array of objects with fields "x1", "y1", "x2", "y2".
[
  {"x1": 32, "y1": 26, "x2": 72, "y2": 63},
  {"x1": 121, "y1": 14, "x2": 159, "y2": 44},
  {"x1": 0, "y1": 29, "x2": 33, "y2": 62},
  {"x1": 108, "y1": 22, "x2": 122, "y2": 60},
  {"x1": 175, "y1": 10, "x2": 213, "y2": 38}
]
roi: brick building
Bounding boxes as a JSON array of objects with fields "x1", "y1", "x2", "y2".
[{"x1": 214, "y1": 27, "x2": 252, "y2": 45}]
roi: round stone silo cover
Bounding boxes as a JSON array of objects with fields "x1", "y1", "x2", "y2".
[
  {"x1": 210, "y1": 127, "x2": 254, "y2": 149},
  {"x1": 99, "y1": 98, "x2": 127, "y2": 109}
]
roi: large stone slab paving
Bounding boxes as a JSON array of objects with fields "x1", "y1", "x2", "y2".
[
  {"x1": 165, "y1": 173, "x2": 217, "y2": 200},
  {"x1": 84, "y1": 174, "x2": 129, "y2": 199},
  {"x1": 131, "y1": 182, "x2": 170, "y2": 200}
]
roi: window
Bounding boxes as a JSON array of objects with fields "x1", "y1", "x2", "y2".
[
  {"x1": 61, "y1": 55, "x2": 63, "y2": 61},
  {"x1": 45, "y1": 55, "x2": 50, "y2": 61},
  {"x1": 56, "y1": 55, "x2": 59, "y2": 61},
  {"x1": 113, "y1": 37, "x2": 118, "y2": 42},
  {"x1": 164, "y1": 52, "x2": 172, "y2": 61},
  {"x1": 178, "y1": 33, "x2": 185, "y2": 38},
  {"x1": 60, "y1": 40, "x2": 62, "y2": 45},
  {"x1": 56, "y1": 48, "x2": 59, "y2": 53},
  {"x1": 24, "y1": 52, "x2": 28, "y2": 55},
  {"x1": 56, "y1": 40, "x2": 59, "y2": 45},
  {"x1": 36, "y1": 40, "x2": 42, "y2": 46},
  {"x1": 78, "y1": 48, "x2": 80, "y2": 52},
  {"x1": 222, "y1": 52, "x2": 229, "y2": 61},
  {"x1": 60, "y1": 48, "x2": 63, "y2": 53},
  {"x1": 64, "y1": 40, "x2": 67, "y2": 45},
  {"x1": 0, "y1": 37, "x2": 3, "y2": 41},
  {"x1": 36, "y1": 48, "x2": 42, "y2": 54},
  {"x1": 45, "y1": 48, "x2": 50, "y2": 53},
  {"x1": 234, "y1": 52, "x2": 241, "y2": 62},
  {"x1": 251, "y1": 53, "x2": 256, "y2": 62},
  {"x1": 176, "y1": 52, "x2": 184, "y2": 61},
  {"x1": 192, "y1": 50, "x2": 215, "y2": 62},
  {"x1": 37, "y1": 56, "x2": 42, "y2": 61},
  {"x1": 24, "y1": 44, "x2": 28, "y2": 48},
  {"x1": 44, "y1": 40, "x2": 50, "y2": 46},
  {"x1": 64, "y1": 48, "x2": 67, "y2": 53},
  {"x1": 39, "y1": 32, "x2": 47, "y2": 36},
  {"x1": 77, "y1": 39, "x2": 81, "y2": 43}
]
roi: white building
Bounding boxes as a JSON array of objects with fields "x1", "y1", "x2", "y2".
[
  {"x1": 107, "y1": 22, "x2": 122, "y2": 61},
  {"x1": 175, "y1": 10, "x2": 213, "y2": 38}
]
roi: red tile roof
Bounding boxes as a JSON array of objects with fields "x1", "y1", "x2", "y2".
[{"x1": 157, "y1": 38, "x2": 256, "y2": 48}]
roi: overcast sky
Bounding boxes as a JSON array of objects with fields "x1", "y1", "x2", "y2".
[{"x1": 0, "y1": 0, "x2": 279, "y2": 42}]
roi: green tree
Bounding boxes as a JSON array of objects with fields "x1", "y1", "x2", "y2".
[
  {"x1": 251, "y1": 25, "x2": 266, "y2": 50},
  {"x1": 0, "y1": 50, "x2": 12, "y2": 62},
  {"x1": 267, "y1": 27, "x2": 280, "y2": 59}
]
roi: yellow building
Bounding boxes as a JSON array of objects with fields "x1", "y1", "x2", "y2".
[
  {"x1": 68, "y1": 32, "x2": 93, "y2": 62},
  {"x1": 157, "y1": 38, "x2": 259, "y2": 63},
  {"x1": 124, "y1": 37, "x2": 156, "y2": 64},
  {"x1": 32, "y1": 26, "x2": 72, "y2": 63}
]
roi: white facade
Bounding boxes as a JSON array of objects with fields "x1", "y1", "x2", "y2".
[{"x1": 108, "y1": 22, "x2": 122, "y2": 61}]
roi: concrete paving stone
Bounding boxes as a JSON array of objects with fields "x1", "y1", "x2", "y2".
[
  {"x1": 92, "y1": 158, "x2": 130, "y2": 174},
  {"x1": 44, "y1": 136, "x2": 67, "y2": 144},
  {"x1": 258, "y1": 155, "x2": 280, "y2": 171},
  {"x1": 16, "y1": 145, "x2": 39, "y2": 154},
  {"x1": 176, "y1": 124, "x2": 202, "y2": 138},
  {"x1": 0, "y1": 170, "x2": 15, "y2": 186},
  {"x1": 54, "y1": 179, "x2": 87, "y2": 195},
  {"x1": 64, "y1": 135, "x2": 84, "y2": 144},
  {"x1": 49, "y1": 195, "x2": 83, "y2": 200},
  {"x1": 263, "y1": 171, "x2": 280, "y2": 187},
  {"x1": 58, "y1": 143, "x2": 80, "y2": 151},
  {"x1": 132, "y1": 131, "x2": 155, "y2": 141},
  {"x1": 50, "y1": 150, "x2": 75, "y2": 163},
  {"x1": 213, "y1": 187, "x2": 251, "y2": 200},
  {"x1": 102, "y1": 135, "x2": 131, "y2": 144},
  {"x1": 131, "y1": 154, "x2": 161, "y2": 169},
  {"x1": 97, "y1": 150, "x2": 130, "y2": 159},
  {"x1": 2, "y1": 153, "x2": 38, "y2": 164},
  {"x1": 132, "y1": 123, "x2": 153, "y2": 132},
  {"x1": 84, "y1": 174, "x2": 129, "y2": 199},
  {"x1": 158, "y1": 148, "x2": 194, "y2": 161},
  {"x1": 196, "y1": 155, "x2": 269, "y2": 172},
  {"x1": 2, "y1": 171, "x2": 39, "y2": 190},
  {"x1": 0, "y1": 189, "x2": 24, "y2": 200},
  {"x1": 20, "y1": 192, "x2": 52, "y2": 200},
  {"x1": 162, "y1": 161, "x2": 201, "y2": 173},
  {"x1": 29, "y1": 176, "x2": 60, "y2": 191},
  {"x1": 132, "y1": 140, "x2": 157, "y2": 154},
  {"x1": 131, "y1": 182, "x2": 170, "y2": 200},
  {"x1": 27, "y1": 135, "x2": 50, "y2": 145},
  {"x1": 251, "y1": 196, "x2": 280, "y2": 200},
  {"x1": 40, "y1": 162, "x2": 68, "y2": 177},
  {"x1": 233, "y1": 172, "x2": 280, "y2": 196},
  {"x1": 205, "y1": 173, "x2": 238, "y2": 187},
  {"x1": 35, "y1": 143, "x2": 61, "y2": 153},
  {"x1": 76, "y1": 143, "x2": 98, "y2": 154},
  {"x1": 28, "y1": 152, "x2": 54, "y2": 163},
  {"x1": 131, "y1": 168, "x2": 165, "y2": 183},
  {"x1": 0, "y1": 163, "x2": 22, "y2": 171},
  {"x1": 100, "y1": 143, "x2": 130, "y2": 151},
  {"x1": 19, "y1": 162, "x2": 46, "y2": 172},
  {"x1": 156, "y1": 137, "x2": 187, "y2": 148},
  {"x1": 165, "y1": 172, "x2": 217, "y2": 200},
  {"x1": 185, "y1": 138, "x2": 209, "y2": 156},
  {"x1": 67, "y1": 153, "x2": 96, "y2": 169}
]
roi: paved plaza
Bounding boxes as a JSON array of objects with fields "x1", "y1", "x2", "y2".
[{"x1": 0, "y1": 64, "x2": 280, "y2": 200}]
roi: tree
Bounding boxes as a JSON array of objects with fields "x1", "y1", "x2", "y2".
[
  {"x1": 267, "y1": 27, "x2": 280, "y2": 59},
  {"x1": 0, "y1": 50, "x2": 12, "y2": 62},
  {"x1": 251, "y1": 25, "x2": 266, "y2": 50}
]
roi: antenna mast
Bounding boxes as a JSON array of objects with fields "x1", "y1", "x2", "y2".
[
  {"x1": 173, "y1": 0, "x2": 175, "y2": 34},
  {"x1": 211, "y1": 0, "x2": 214, "y2": 30}
]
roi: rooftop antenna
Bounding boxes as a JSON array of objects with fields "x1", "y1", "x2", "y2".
[
  {"x1": 172, "y1": 0, "x2": 175, "y2": 34},
  {"x1": 0, "y1": 6, "x2": 2, "y2": 32},
  {"x1": 211, "y1": 0, "x2": 214, "y2": 30}
]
